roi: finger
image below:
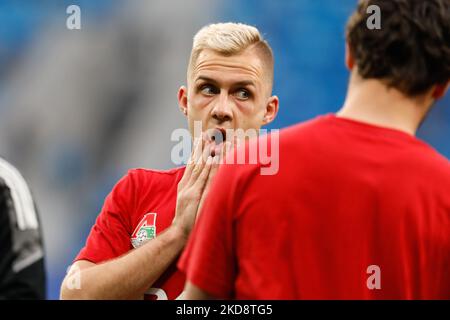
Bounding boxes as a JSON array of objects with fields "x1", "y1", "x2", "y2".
[
  {"x1": 183, "y1": 136, "x2": 203, "y2": 179},
  {"x1": 217, "y1": 140, "x2": 233, "y2": 165},
  {"x1": 189, "y1": 140, "x2": 212, "y2": 183},
  {"x1": 224, "y1": 140, "x2": 234, "y2": 161},
  {"x1": 197, "y1": 156, "x2": 220, "y2": 219},
  {"x1": 204, "y1": 155, "x2": 220, "y2": 191},
  {"x1": 192, "y1": 155, "x2": 213, "y2": 194},
  {"x1": 199, "y1": 154, "x2": 214, "y2": 186},
  {"x1": 192, "y1": 136, "x2": 205, "y2": 164}
]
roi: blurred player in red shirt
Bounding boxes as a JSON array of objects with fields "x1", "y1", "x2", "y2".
[
  {"x1": 180, "y1": 0, "x2": 450, "y2": 299},
  {"x1": 60, "y1": 23, "x2": 279, "y2": 299}
]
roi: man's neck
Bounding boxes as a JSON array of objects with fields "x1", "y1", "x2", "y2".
[{"x1": 337, "y1": 75, "x2": 432, "y2": 136}]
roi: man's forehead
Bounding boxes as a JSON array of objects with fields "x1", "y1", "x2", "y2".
[{"x1": 192, "y1": 49, "x2": 265, "y2": 81}]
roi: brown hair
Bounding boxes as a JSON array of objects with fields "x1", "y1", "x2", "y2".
[{"x1": 346, "y1": 0, "x2": 450, "y2": 96}]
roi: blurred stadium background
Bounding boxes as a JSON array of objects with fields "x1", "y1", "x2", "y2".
[{"x1": 0, "y1": 0, "x2": 448, "y2": 299}]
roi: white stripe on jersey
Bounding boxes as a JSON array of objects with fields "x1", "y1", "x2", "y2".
[
  {"x1": 0, "y1": 158, "x2": 38, "y2": 230},
  {"x1": 12, "y1": 247, "x2": 44, "y2": 273}
]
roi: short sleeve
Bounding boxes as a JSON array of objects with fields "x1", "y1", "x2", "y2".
[{"x1": 75, "y1": 171, "x2": 136, "y2": 264}]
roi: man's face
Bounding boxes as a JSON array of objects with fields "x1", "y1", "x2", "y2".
[{"x1": 178, "y1": 48, "x2": 278, "y2": 142}]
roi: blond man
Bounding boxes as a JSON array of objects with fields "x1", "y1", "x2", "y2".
[{"x1": 60, "y1": 22, "x2": 279, "y2": 300}]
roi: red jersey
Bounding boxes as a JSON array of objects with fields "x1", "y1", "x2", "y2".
[
  {"x1": 179, "y1": 114, "x2": 450, "y2": 299},
  {"x1": 76, "y1": 167, "x2": 186, "y2": 300}
]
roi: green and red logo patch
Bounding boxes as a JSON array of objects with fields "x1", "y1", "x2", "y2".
[{"x1": 131, "y1": 213, "x2": 157, "y2": 248}]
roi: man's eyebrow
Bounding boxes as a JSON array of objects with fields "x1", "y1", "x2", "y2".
[
  {"x1": 195, "y1": 76, "x2": 218, "y2": 84},
  {"x1": 195, "y1": 76, "x2": 256, "y2": 87},
  {"x1": 232, "y1": 80, "x2": 256, "y2": 88}
]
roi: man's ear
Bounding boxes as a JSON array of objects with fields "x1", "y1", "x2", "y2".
[
  {"x1": 262, "y1": 95, "x2": 279, "y2": 126},
  {"x1": 432, "y1": 81, "x2": 450, "y2": 100},
  {"x1": 178, "y1": 86, "x2": 188, "y2": 116},
  {"x1": 345, "y1": 42, "x2": 355, "y2": 71}
]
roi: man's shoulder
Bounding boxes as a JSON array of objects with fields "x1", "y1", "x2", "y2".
[
  {"x1": 0, "y1": 157, "x2": 39, "y2": 230},
  {"x1": 127, "y1": 166, "x2": 186, "y2": 181},
  {"x1": 0, "y1": 157, "x2": 33, "y2": 197},
  {"x1": 279, "y1": 113, "x2": 334, "y2": 138},
  {"x1": 0, "y1": 158, "x2": 33, "y2": 194},
  {"x1": 0, "y1": 157, "x2": 25, "y2": 182},
  {"x1": 405, "y1": 142, "x2": 450, "y2": 181},
  {"x1": 120, "y1": 166, "x2": 186, "y2": 194}
]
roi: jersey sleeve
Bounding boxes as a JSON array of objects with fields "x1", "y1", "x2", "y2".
[
  {"x1": 178, "y1": 163, "x2": 244, "y2": 299},
  {"x1": 75, "y1": 171, "x2": 137, "y2": 264},
  {"x1": 0, "y1": 160, "x2": 46, "y2": 299}
]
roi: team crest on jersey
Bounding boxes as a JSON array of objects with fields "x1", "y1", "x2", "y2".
[{"x1": 131, "y1": 213, "x2": 157, "y2": 248}]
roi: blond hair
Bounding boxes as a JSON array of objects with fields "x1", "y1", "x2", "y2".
[{"x1": 188, "y1": 22, "x2": 274, "y2": 85}]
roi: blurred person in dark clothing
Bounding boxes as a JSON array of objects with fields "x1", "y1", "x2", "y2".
[{"x1": 0, "y1": 157, "x2": 45, "y2": 299}]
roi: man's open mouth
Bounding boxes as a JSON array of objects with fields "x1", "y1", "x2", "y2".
[
  {"x1": 208, "y1": 128, "x2": 227, "y2": 157},
  {"x1": 210, "y1": 128, "x2": 227, "y2": 145}
]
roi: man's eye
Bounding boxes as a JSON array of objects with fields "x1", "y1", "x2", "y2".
[
  {"x1": 234, "y1": 88, "x2": 250, "y2": 100},
  {"x1": 200, "y1": 85, "x2": 217, "y2": 96}
]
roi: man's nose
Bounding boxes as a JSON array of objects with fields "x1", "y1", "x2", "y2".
[{"x1": 211, "y1": 91, "x2": 233, "y2": 123}]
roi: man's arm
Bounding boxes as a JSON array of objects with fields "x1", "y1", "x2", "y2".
[
  {"x1": 61, "y1": 139, "x2": 220, "y2": 300},
  {"x1": 60, "y1": 224, "x2": 187, "y2": 300},
  {"x1": 184, "y1": 281, "x2": 215, "y2": 300}
]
